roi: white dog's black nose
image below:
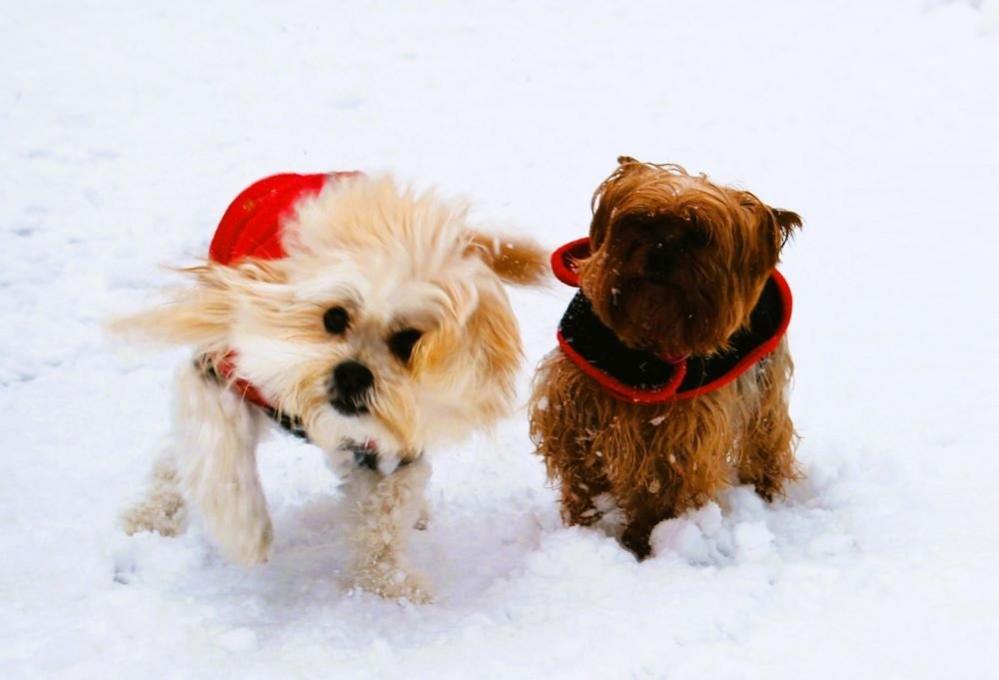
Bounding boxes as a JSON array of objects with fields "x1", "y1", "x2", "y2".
[{"x1": 330, "y1": 360, "x2": 374, "y2": 415}]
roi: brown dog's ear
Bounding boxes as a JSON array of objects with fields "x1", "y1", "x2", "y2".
[
  {"x1": 773, "y1": 208, "x2": 803, "y2": 247},
  {"x1": 466, "y1": 231, "x2": 549, "y2": 286}
]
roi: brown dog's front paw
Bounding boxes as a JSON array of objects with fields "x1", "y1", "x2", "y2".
[{"x1": 621, "y1": 523, "x2": 654, "y2": 560}]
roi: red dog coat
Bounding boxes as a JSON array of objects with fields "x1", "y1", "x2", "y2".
[{"x1": 209, "y1": 172, "x2": 362, "y2": 264}]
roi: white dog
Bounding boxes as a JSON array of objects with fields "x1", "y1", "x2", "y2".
[{"x1": 115, "y1": 172, "x2": 545, "y2": 601}]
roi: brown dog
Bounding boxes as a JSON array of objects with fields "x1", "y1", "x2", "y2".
[{"x1": 529, "y1": 157, "x2": 802, "y2": 557}]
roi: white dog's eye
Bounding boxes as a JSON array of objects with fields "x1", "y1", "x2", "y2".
[
  {"x1": 388, "y1": 329, "x2": 422, "y2": 363},
  {"x1": 323, "y1": 306, "x2": 350, "y2": 335}
]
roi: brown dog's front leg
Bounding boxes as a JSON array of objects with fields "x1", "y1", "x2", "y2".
[
  {"x1": 551, "y1": 456, "x2": 613, "y2": 528},
  {"x1": 619, "y1": 496, "x2": 671, "y2": 559}
]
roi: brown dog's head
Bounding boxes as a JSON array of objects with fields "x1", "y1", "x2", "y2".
[{"x1": 577, "y1": 157, "x2": 801, "y2": 357}]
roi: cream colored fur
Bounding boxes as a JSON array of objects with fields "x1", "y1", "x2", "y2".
[
  {"x1": 341, "y1": 458, "x2": 434, "y2": 602},
  {"x1": 117, "y1": 174, "x2": 546, "y2": 601},
  {"x1": 124, "y1": 362, "x2": 272, "y2": 565}
]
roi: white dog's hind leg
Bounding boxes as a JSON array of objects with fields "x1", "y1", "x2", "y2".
[
  {"x1": 122, "y1": 449, "x2": 188, "y2": 537},
  {"x1": 345, "y1": 458, "x2": 433, "y2": 602},
  {"x1": 173, "y1": 362, "x2": 272, "y2": 566}
]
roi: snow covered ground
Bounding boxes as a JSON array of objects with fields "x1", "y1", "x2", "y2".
[{"x1": 3, "y1": 1, "x2": 998, "y2": 677}]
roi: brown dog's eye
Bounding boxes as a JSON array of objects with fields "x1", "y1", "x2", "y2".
[
  {"x1": 686, "y1": 226, "x2": 710, "y2": 248},
  {"x1": 388, "y1": 329, "x2": 422, "y2": 363},
  {"x1": 323, "y1": 306, "x2": 349, "y2": 334}
]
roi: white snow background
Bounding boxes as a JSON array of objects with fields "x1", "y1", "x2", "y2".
[{"x1": 2, "y1": 1, "x2": 998, "y2": 678}]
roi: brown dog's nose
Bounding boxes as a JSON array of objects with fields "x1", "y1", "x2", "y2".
[{"x1": 645, "y1": 240, "x2": 678, "y2": 278}]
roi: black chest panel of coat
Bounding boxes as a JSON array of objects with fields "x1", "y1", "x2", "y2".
[
  {"x1": 557, "y1": 276, "x2": 786, "y2": 398},
  {"x1": 679, "y1": 277, "x2": 784, "y2": 392},
  {"x1": 559, "y1": 294, "x2": 678, "y2": 391}
]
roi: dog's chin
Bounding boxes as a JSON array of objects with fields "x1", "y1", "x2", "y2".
[
  {"x1": 339, "y1": 437, "x2": 382, "y2": 470},
  {"x1": 595, "y1": 277, "x2": 719, "y2": 357},
  {"x1": 336, "y1": 436, "x2": 418, "y2": 476},
  {"x1": 308, "y1": 405, "x2": 416, "y2": 476}
]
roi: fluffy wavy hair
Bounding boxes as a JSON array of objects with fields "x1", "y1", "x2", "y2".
[
  {"x1": 115, "y1": 174, "x2": 547, "y2": 601},
  {"x1": 531, "y1": 158, "x2": 801, "y2": 557}
]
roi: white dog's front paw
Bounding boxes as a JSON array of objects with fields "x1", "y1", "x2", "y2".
[
  {"x1": 215, "y1": 512, "x2": 274, "y2": 567},
  {"x1": 353, "y1": 564, "x2": 435, "y2": 604},
  {"x1": 195, "y1": 474, "x2": 274, "y2": 566}
]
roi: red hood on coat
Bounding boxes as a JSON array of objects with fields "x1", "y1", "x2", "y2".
[{"x1": 209, "y1": 171, "x2": 363, "y2": 264}]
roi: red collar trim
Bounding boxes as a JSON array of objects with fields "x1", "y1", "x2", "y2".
[
  {"x1": 556, "y1": 321, "x2": 689, "y2": 403},
  {"x1": 551, "y1": 237, "x2": 792, "y2": 404},
  {"x1": 551, "y1": 237, "x2": 591, "y2": 287},
  {"x1": 215, "y1": 355, "x2": 271, "y2": 410}
]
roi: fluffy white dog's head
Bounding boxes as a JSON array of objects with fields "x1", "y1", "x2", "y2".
[{"x1": 117, "y1": 175, "x2": 547, "y2": 471}]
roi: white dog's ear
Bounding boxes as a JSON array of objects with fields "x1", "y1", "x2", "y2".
[
  {"x1": 466, "y1": 231, "x2": 549, "y2": 286},
  {"x1": 109, "y1": 263, "x2": 233, "y2": 348},
  {"x1": 108, "y1": 260, "x2": 282, "y2": 348}
]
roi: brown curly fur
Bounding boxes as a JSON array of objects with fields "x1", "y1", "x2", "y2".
[{"x1": 529, "y1": 157, "x2": 802, "y2": 557}]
